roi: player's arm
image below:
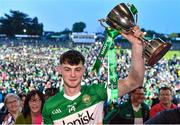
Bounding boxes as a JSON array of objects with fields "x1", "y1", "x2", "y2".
[{"x1": 118, "y1": 26, "x2": 145, "y2": 97}]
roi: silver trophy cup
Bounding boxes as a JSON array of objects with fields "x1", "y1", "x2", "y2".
[{"x1": 101, "y1": 3, "x2": 171, "y2": 66}]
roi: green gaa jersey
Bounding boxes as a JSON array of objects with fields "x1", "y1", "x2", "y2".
[{"x1": 42, "y1": 83, "x2": 107, "y2": 125}]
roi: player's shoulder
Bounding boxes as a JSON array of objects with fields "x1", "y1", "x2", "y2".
[
  {"x1": 81, "y1": 83, "x2": 106, "y2": 91},
  {"x1": 45, "y1": 92, "x2": 63, "y2": 106}
]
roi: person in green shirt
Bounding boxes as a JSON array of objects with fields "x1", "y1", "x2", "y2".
[{"x1": 104, "y1": 86, "x2": 150, "y2": 124}]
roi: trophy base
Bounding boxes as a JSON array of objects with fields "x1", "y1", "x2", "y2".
[{"x1": 147, "y1": 43, "x2": 171, "y2": 66}]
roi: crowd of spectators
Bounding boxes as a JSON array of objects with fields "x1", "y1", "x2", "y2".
[
  {"x1": 0, "y1": 38, "x2": 179, "y2": 124},
  {"x1": 0, "y1": 38, "x2": 179, "y2": 101}
]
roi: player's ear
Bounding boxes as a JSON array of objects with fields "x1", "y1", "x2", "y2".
[
  {"x1": 56, "y1": 66, "x2": 62, "y2": 74},
  {"x1": 83, "y1": 66, "x2": 86, "y2": 73}
]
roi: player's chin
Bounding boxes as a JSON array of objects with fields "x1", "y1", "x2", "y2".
[{"x1": 67, "y1": 82, "x2": 80, "y2": 88}]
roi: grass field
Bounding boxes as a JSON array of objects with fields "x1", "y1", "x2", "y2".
[
  {"x1": 163, "y1": 50, "x2": 180, "y2": 60},
  {"x1": 123, "y1": 49, "x2": 180, "y2": 60}
]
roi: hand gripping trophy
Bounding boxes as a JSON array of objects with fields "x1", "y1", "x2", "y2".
[{"x1": 99, "y1": 3, "x2": 171, "y2": 66}]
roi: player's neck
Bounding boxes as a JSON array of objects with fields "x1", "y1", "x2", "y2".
[{"x1": 64, "y1": 86, "x2": 81, "y2": 96}]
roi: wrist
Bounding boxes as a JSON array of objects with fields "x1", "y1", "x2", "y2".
[{"x1": 131, "y1": 41, "x2": 143, "y2": 48}]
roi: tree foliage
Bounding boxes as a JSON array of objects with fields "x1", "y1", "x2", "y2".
[
  {"x1": 61, "y1": 28, "x2": 72, "y2": 34},
  {"x1": 169, "y1": 33, "x2": 178, "y2": 38},
  {"x1": 72, "y1": 22, "x2": 86, "y2": 32},
  {"x1": 0, "y1": 10, "x2": 43, "y2": 36}
]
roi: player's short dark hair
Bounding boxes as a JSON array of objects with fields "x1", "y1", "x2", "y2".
[{"x1": 60, "y1": 50, "x2": 85, "y2": 65}]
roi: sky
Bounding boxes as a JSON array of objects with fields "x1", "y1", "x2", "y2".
[{"x1": 0, "y1": 0, "x2": 180, "y2": 34}]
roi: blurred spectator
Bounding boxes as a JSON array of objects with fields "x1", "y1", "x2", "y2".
[
  {"x1": 2, "y1": 93, "x2": 21, "y2": 125},
  {"x1": 18, "y1": 93, "x2": 26, "y2": 112},
  {"x1": 150, "y1": 86, "x2": 177, "y2": 118},
  {"x1": 44, "y1": 88, "x2": 58, "y2": 100},
  {"x1": 0, "y1": 103, "x2": 5, "y2": 124},
  {"x1": 15, "y1": 90, "x2": 45, "y2": 124},
  {"x1": 104, "y1": 87, "x2": 149, "y2": 124}
]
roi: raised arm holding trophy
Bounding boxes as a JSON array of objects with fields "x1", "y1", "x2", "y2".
[
  {"x1": 92, "y1": 2, "x2": 171, "y2": 101},
  {"x1": 98, "y1": 3, "x2": 171, "y2": 124}
]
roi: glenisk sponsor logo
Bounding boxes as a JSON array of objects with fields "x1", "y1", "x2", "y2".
[{"x1": 62, "y1": 111, "x2": 94, "y2": 125}]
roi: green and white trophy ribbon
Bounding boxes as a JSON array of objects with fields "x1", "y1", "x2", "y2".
[
  {"x1": 108, "y1": 42, "x2": 119, "y2": 102},
  {"x1": 92, "y1": 27, "x2": 119, "y2": 102}
]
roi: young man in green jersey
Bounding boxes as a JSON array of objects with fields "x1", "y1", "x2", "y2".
[{"x1": 42, "y1": 26, "x2": 145, "y2": 125}]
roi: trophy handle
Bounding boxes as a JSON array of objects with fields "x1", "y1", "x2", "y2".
[
  {"x1": 99, "y1": 18, "x2": 109, "y2": 28},
  {"x1": 127, "y1": 3, "x2": 138, "y2": 25}
]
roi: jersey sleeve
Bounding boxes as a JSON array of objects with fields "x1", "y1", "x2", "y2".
[
  {"x1": 94, "y1": 83, "x2": 107, "y2": 100},
  {"x1": 42, "y1": 102, "x2": 53, "y2": 125}
]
